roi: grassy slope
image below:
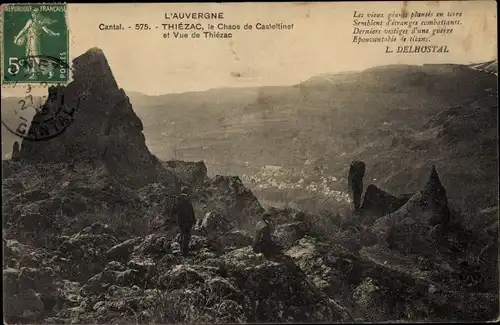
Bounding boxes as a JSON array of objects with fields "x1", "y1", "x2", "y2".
[
  {"x1": 2, "y1": 64, "x2": 497, "y2": 213},
  {"x1": 132, "y1": 64, "x2": 497, "y2": 213}
]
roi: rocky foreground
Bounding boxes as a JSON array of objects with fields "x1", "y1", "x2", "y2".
[
  {"x1": 2, "y1": 47, "x2": 498, "y2": 323},
  {"x1": 2, "y1": 158, "x2": 498, "y2": 324}
]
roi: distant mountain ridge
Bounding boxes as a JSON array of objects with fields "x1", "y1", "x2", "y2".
[
  {"x1": 467, "y1": 60, "x2": 498, "y2": 75},
  {"x1": 2, "y1": 61, "x2": 497, "y2": 212}
]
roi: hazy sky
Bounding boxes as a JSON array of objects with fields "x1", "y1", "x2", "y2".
[{"x1": 2, "y1": 1, "x2": 497, "y2": 97}]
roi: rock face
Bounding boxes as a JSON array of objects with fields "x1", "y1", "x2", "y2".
[
  {"x1": 359, "y1": 184, "x2": 408, "y2": 217},
  {"x1": 11, "y1": 141, "x2": 20, "y2": 161},
  {"x1": 274, "y1": 222, "x2": 310, "y2": 249},
  {"x1": 194, "y1": 211, "x2": 232, "y2": 240},
  {"x1": 19, "y1": 48, "x2": 166, "y2": 188},
  {"x1": 195, "y1": 175, "x2": 264, "y2": 230},
  {"x1": 371, "y1": 166, "x2": 452, "y2": 255},
  {"x1": 2, "y1": 157, "x2": 498, "y2": 322},
  {"x1": 164, "y1": 160, "x2": 208, "y2": 186}
]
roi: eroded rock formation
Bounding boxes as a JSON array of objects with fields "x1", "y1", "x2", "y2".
[
  {"x1": 19, "y1": 48, "x2": 168, "y2": 188},
  {"x1": 371, "y1": 165, "x2": 453, "y2": 255}
]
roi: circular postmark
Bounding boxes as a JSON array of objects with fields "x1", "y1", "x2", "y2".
[
  {"x1": 1, "y1": 54, "x2": 81, "y2": 141},
  {"x1": 1, "y1": 84, "x2": 80, "y2": 142}
]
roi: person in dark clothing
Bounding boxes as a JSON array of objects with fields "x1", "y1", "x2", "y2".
[
  {"x1": 253, "y1": 211, "x2": 280, "y2": 258},
  {"x1": 174, "y1": 186, "x2": 196, "y2": 257},
  {"x1": 348, "y1": 160, "x2": 366, "y2": 214}
]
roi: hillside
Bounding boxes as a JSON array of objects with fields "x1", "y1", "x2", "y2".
[
  {"x1": 3, "y1": 156, "x2": 498, "y2": 323},
  {"x1": 2, "y1": 49, "x2": 498, "y2": 323},
  {"x1": 3, "y1": 62, "x2": 497, "y2": 213},
  {"x1": 132, "y1": 63, "x2": 498, "y2": 213}
]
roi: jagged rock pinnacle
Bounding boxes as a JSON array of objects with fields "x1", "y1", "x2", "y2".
[
  {"x1": 422, "y1": 165, "x2": 447, "y2": 200},
  {"x1": 18, "y1": 48, "x2": 168, "y2": 188},
  {"x1": 359, "y1": 184, "x2": 404, "y2": 217},
  {"x1": 427, "y1": 165, "x2": 441, "y2": 186},
  {"x1": 71, "y1": 48, "x2": 118, "y2": 90},
  {"x1": 86, "y1": 47, "x2": 105, "y2": 55}
]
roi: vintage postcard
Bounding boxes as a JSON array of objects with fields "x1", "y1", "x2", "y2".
[{"x1": 1, "y1": 1, "x2": 498, "y2": 324}]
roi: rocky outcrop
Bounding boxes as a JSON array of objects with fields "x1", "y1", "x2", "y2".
[
  {"x1": 55, "y1": 223, "x2": 118, "y2": 282},
  {"x1": 18, "y1": 48, "x2": 170, "y2": 188},
  {"x1": 3, "y1": 223, "x2": 352, "y2": 324},
  {"x1": 359, "y1": 184, "x2": 408, "y2": 218},
  {"x1": 274, "y1": 222, "x2": 309, "y2": 249},
  {"x1": 3, "y1": 197, "x2": 498, "y2": 324},
  {"x1": 196, "y1": 175, "x2": 264, "y2": 230},
  {"x1": 11, "y1": 141, "x2": 20, "y2": 162},
  {"x1": 192, "y1": 211, "x2": 253, "y2": 252},
  {"x1": 3, "y1": 75, "x2": 498, "y2": 324},
  {"x1": 194, "y1": 211, "x2": 233, "y2": 240},
  {"x1": 371, "y1": 166, "x2": 452, "y2": 255},
  {"x1": 285, "y1": 236, "x2": 359, "y2": 298},
  {"x1": 164, "y1": 160, "x2": 208, "y2": 187}
]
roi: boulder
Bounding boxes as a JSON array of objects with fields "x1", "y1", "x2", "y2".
[
  {"x1": 285, "y1": 236, "x2": 358, "y2": 296},
  {"x1": 4, "y1": 240, "x2": 34, "y2": 268},
  {"x1": 80, "y1": 262, "x2": 144, "y2": 297},
  {"x1": 3, "y1": 265, "x2": 63, "y2": 322},
  {"x1": 359, "y1": 184, "x2": 407, "y2": 218},
  {"x1": 194, "y1": 211, "x2": 232, "y2": 240},
  {"x1": 197, "y1": 175, "x2": 264, "y2": 230},
  {"x1": 56, "y1": 223, "x2": 118, "y2": 282},
  {"x1": 106, "y1": 237, "x2": 142, "y2": 262},
  {"x1": 273, "y1": 221, "x2": 309, "y2": 249},
  {"x1": 164, "y1": 160, "x2": 208, "y2": 186},
  {"x1": 158, "y1": 264, "x2": 209, "y2": 289},
  {"x1": 4, "y1": 289, "x2": 45, "y2": 323},
  {"x1": 133, "y1": 234, "x2": 170, "y2": 256},
  {"x1": 221, "y1": 246, "x2": 352, "y2": 322},
  {"x1": 214, "y1": 230, "x2": 253, "y2": 252}
]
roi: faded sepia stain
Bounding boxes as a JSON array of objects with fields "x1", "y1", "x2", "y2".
[
  {"x1": 230, "y1": 72, "x2": 242, "y2": 78},
  {"x1": 401, "y1": 1, "x2": 408, "y2": 18},
  {"x1": 481, "y1": 12, "x2": 488, "y2": 32},
  {"x1": 229, "y1": 40, "x2": 240, "y2": 61},
  {"x1": 462, "y1": 31, "x2": 472, "y2": 52}
]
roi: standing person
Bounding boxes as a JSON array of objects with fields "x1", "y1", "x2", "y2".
[
  {"x1": 348, "y1": 160, "x2": 366, "y2": 214},
  {"x1": 174, "y1": 186, "x2": 196, "y2": 257}
]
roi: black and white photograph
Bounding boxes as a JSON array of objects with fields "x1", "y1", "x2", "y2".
[{"x1": 1, "y1": 2, "x2": 498, "y2": 323}]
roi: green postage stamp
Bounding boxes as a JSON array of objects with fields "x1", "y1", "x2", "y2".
[{"x1": 2, "y1": 3, "x2": 69, "y2": 84}]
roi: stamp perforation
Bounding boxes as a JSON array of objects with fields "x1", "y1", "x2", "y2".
[{"x1": 2, "y1": 3, "x2": 69, "y2": 85}]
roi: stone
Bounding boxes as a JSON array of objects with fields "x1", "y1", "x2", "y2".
[
  {"x1": 194, "y1": 211, "x2": 232, "y2": 241},
  {"x1": 359, "y1": 184, "x2": 406, "y2": 218},
  {"x1": 164, "y1": 160, "x2": 208, "y2": 186},
  {"x1": 273, "y1": 222, "x2": 309, "y2": 249},
  {"x1": 371, "y1": 166, "x2": 452, "y2": 255},
  {"x1": 11, "y1": 141, "x2": 21, "y2": 162},
  {"x1": 106, "y1": 237, "x2": 142, "y2": 262}
]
